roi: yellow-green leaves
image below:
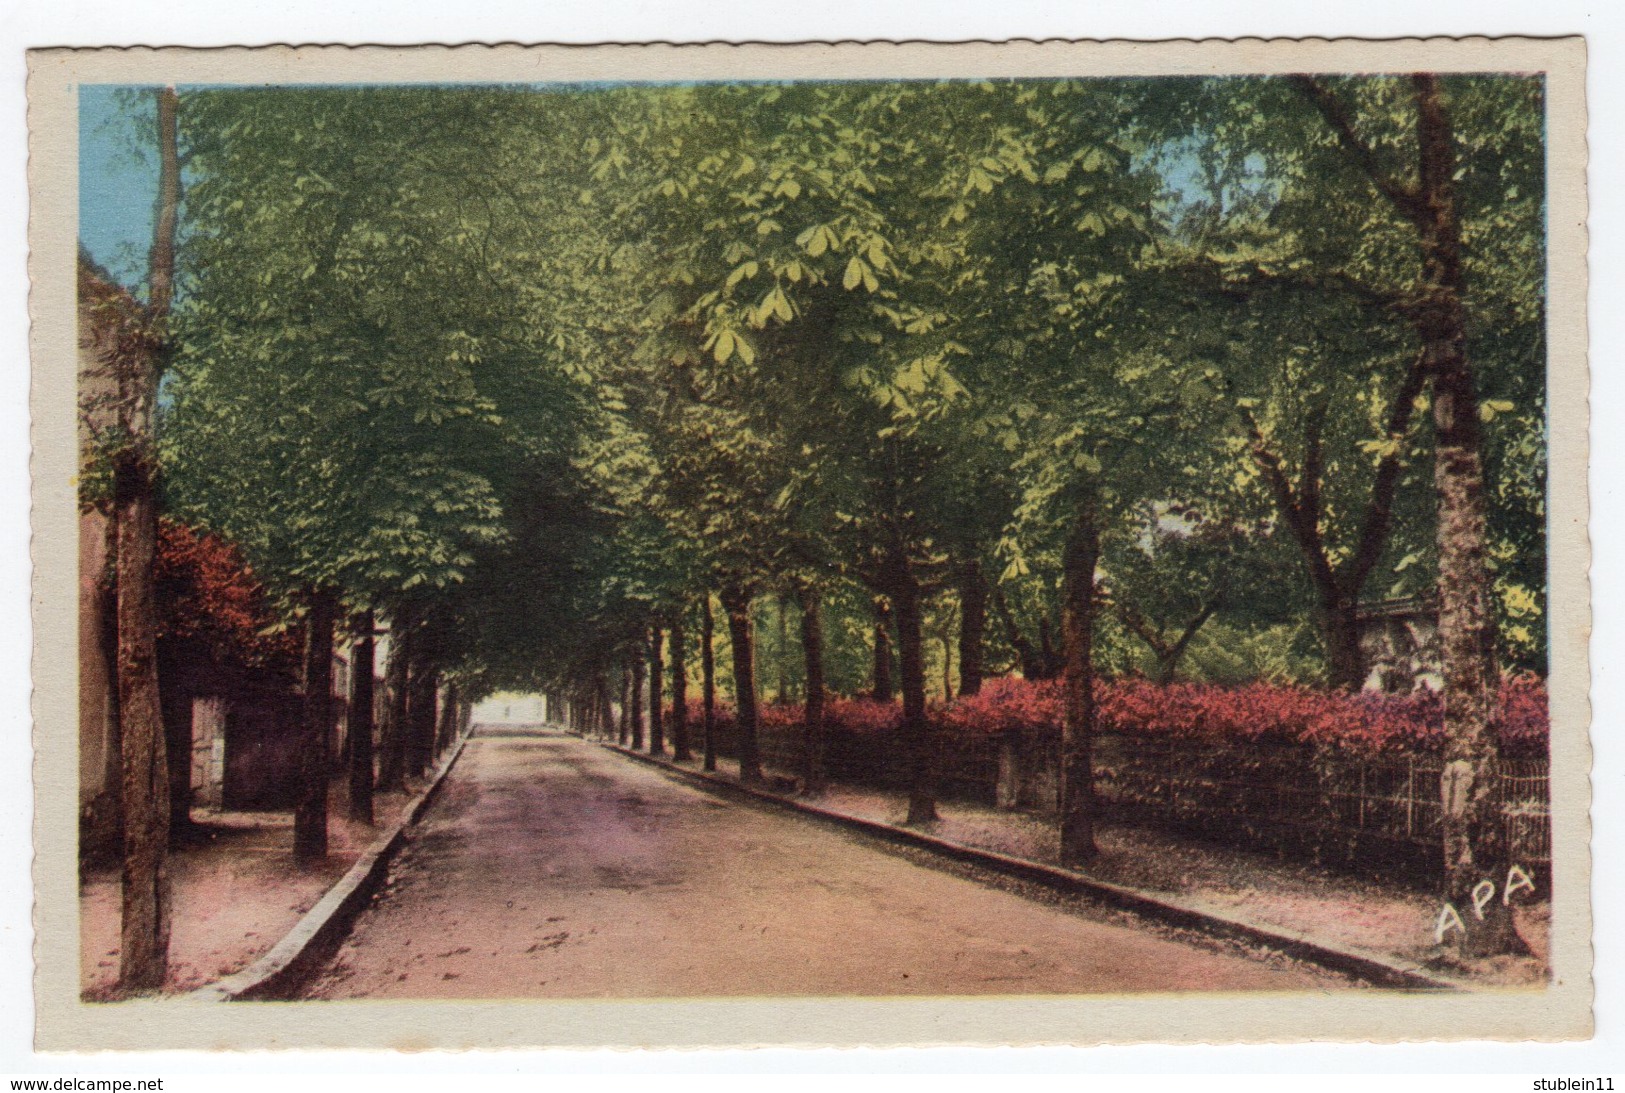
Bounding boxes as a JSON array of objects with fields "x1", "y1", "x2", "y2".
[
  {"x1": 1358, "y1": 436, "x2": 1404, "y2": 459},
  {"x1": 752, "y1": 285, "x2": 794, "y2": 326},
  {"x1": 842, "y1": 255, "x2": 879, "y2": 292},
  {"x1": 796, "y1": 223, "x2": 840, "y2": 257},
  {"x1": 964, "y1": 166, "x2": 996, "y2": 195},
  {"x1": 708, "y1": 326, "x2": 757, "y2": 366}
]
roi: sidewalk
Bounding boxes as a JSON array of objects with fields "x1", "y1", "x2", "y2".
[
  {"x1": 648, "y1": 748, "x2": 1550, "y2": 989},
  {"x1": 80, "y1": 777, "x2": 419, "y2": 999}
]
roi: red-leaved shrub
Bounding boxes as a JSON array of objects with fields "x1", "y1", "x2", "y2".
[
  {"x1": 153, "y1": 518, "x2": 298, "y2": 671},
  {"x1": 939, "y1": 674, "x2": 1548, "y2": 757},
  {"x1": 681, "y1": 674, "x2": 1548, "y2": 761}
]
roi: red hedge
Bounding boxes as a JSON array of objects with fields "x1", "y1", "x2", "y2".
[
  {"x1": 697, "y1": 675, "x2": 1549, "y2": 759},
  {"x1": 671, "y1": 695, "x2": 906, "y2": 736},
  {"x1": 154, "y1": 518, "x2": 297, "y2": 670},
  {"x1": 942, "y1": 676, "x2": 1548, "y2": 756}
]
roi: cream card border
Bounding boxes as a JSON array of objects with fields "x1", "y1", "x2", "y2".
[{"x1": 27, "y1": 36, "x2": 1591, "y2": 1050}]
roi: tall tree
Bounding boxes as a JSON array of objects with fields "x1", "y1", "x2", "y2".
[
  {"x1": 954, "y1": 560, "x2": 989, "y2": 696},
  {"x1": 618, "y1": 666, "x2": 631, "y2": 746},
  {"x1": 721, "y1": 585, "x2": 763, "y2": 785},
  {"x1": 347, "y1": 609, "x2": 376, "y2": 823},
  {"x1": 670, "y1": 610, "x2": 691, "y2": 761},
  {"x1": 104, "y1": 86, "x2": 182, "y2": 992},
  {"x1": 294, "y1": 589, "x2": 337, "y2": 864},
  {"x1": 376, "y1": 608, "x2": 413, "y2": 792},
  {"x1": 797, "y1": 584, "x2": 828, "y2": 794},
  {"x1": 629, "y1": 652, "x2": 645, "y2": 751},
  {"x1": 1292, "y1": 74, "x2": 1530, "y2": 952},
  {"x1": 871, "y1": 597, "x2": 896, "y2": 701},
  {"x1": 648, "y1": 624, "x2": 665, "y2": 755},
  {"x1": 700, "y1": 594, "x2": 718, "y2": 771}
]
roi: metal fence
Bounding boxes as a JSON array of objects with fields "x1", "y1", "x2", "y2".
[
  {"x1": 1081, "y1": 734, "x2": 1550, "y2": 880},
  {"x1": 748, "y1": 718, "x2": 1549, "y2": 883}
]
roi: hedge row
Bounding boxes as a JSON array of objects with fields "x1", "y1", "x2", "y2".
[{"x1": 693, "y1": 674, "x2": 1549, "y2": 759}]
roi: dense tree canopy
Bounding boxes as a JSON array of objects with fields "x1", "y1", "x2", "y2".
[{"x1": 137, "y1": 75, "x2": 1544, "y2": 698}]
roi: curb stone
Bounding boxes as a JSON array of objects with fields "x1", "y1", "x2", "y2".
[
  {"x1": 600, "y1": 739, "x2": 1461, "y2": 993},
  {"x1": 187, "y1": 730, "x2": 475, "y2": 1002}
]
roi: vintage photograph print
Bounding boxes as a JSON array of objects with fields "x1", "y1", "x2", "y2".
[{"x1": 29, "y1": 38, "x2": 1589, "y2": 1049}]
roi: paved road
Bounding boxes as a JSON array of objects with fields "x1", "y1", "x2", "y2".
[{"x1": 306, "y1": 728, "x2": 1348, "y2": 998}]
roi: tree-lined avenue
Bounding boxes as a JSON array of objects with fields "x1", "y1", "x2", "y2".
[{"x1": 81, "y1": 73, "x2": 1549, "y2": 988}]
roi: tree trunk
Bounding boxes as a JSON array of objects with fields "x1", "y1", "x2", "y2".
[
  {"x1": 1144, "y1": 600, "x2": 1219, "y2": 684},
  {"x1": 630, "y1": 653, "x2": 645, "y2": 751},
  {"x1": 777, "y1": 594, "x2": 790, "y2": 704},
  {"x1": 648, "y1": 625, "x2": 665, "y2": 755},
  {"x1": 798, "y1": 586, "x2": 827, "y2": 795},
  {"x1": 597, "y1": 674, "x2": 612, "y2": 739},
  {"x1": 1411, "y1": 74, "x2": 1523, "y2": 956},
  {"x1": 1251, "y1": 392, "x2": 1367, "y2": 692},
  {"x1": 1258, "y1": 465, "x2": 1366, "y2": 691},
  {"x1": 722, "y1": 586, "x2": 762, "y2": 785},
  {"x1": 295, "y1": 589, "x2": 337, "y2": 866},
  {"x1": 157, "y1": 645, "x2": 194, "y2": 842},
  {"x1": 671, "y1": 613, "x2": 691, "y2": 761},
  {"x1": 871, "y1": 596, "x2": 896, "y2": 702},
  {"x1": 1039, "y1": 615, "x2": 1065, "y2": 679},
  {"x1": 113, "y1": 84, "x2": 181, "y2": 995},
  {"x1": 887, "y1": 560, "x2": 937, "y2": 824},
  {"x1": 436, "y1": 680, "x2": 460, "y2": 754},
  {"x1": 405, "y1": 661, "x2": 438, "y2": 779},
  {"x1": 994, "y1": 588, "x2": 1045, "y2": 680},
  {"x1": 114, "y1": 452, "x2": 169, "y2": 990},
  {"x1": 377, "y1": 608, "x2": 412, "y2": 792},
  {"x1": 956, "y1": 560, "x2": 987, "y2": 697},
  {"x1": 618, "y1": 667, "x2": 631, "y2": 745},
  {"x1": 1295, "y1": 73, "x2": 1524, "y2": 953},
  {"x1": 1323, "y1": 599, "x2": 1365, "y2": 691},
  {"x1": 1059, "y1": 494, "x2": 1102, "y2": 866},
  {"x1": 701, "y1": 594, "x2": 717, "y2": 772},
  {"x1": 347, "y1": 610, "x2": 375, "y2": 824},
  {"x1": 97, "y1": 562, "x2": 124, "y2": 850}
]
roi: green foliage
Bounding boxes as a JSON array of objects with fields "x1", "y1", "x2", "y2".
[{"x1": 101, "y1": 74, "x2": 1547, "y2": 700}]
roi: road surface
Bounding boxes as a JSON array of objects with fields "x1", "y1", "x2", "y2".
[{"x1": 306, "y1": 728, "x2": 1349, "y2": 998}]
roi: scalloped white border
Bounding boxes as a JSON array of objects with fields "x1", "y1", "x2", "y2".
[{"x1": 26, "y1": 36, "x2": 1590, "y2": 1052}]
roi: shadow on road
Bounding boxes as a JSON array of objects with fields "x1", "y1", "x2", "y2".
[{"x1": 470, "y1": 722, "x2": 565, "y2": 739}]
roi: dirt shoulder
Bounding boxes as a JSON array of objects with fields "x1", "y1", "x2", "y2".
[
  {"x1": 80, "y1": 778, "x2": 417, "y2": 999},
  {"x1": 653, "y1": 749, "x2": 1549, "y2": 989}
]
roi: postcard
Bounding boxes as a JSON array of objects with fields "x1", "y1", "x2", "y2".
[{"x1": 29, "y1": 36, "x2": 1590, "y2": 1050}]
